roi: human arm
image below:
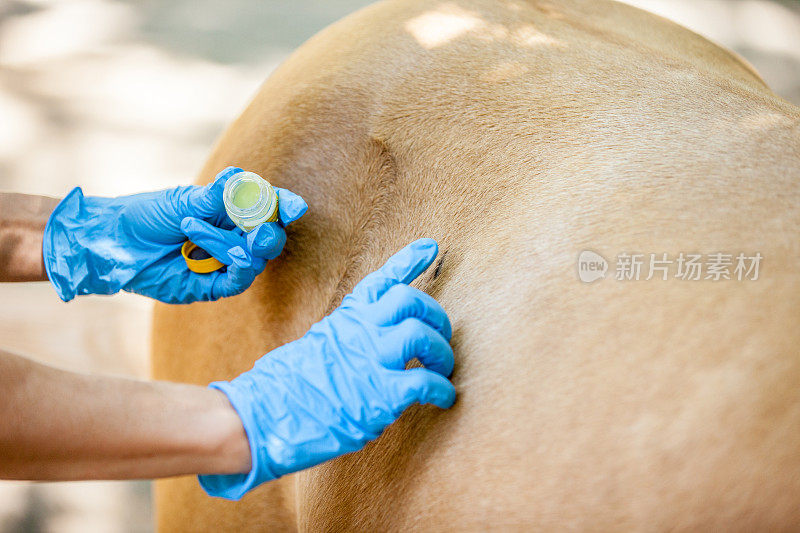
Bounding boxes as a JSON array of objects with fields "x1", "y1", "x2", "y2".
[
  {"x1": 0, "y1": 239, "x2": 455, "y2": 488},
  {"x1": 0, "y1": 193, "x2": 60, "y2": 282},
  {"x1": 0, "y1": 349, "x2": 251, "y2": 480}
]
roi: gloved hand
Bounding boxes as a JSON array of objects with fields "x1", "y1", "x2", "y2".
[
  {"x1": 199, "y1": 238, "x2": 456, "y2": 500},
  {"x1": 43, "y1": 166, "x2": 307, "y2": 303}
]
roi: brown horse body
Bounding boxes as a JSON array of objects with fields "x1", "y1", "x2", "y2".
[{"x1": 152, "y1": 0, "x2": 800, "y2": 529}]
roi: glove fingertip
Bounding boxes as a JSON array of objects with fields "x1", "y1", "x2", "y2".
[
  {"x1": 392, "y1": 239, "x2": 439, "y2": 281},
  {"x1": 430, "y1": 378, "x2": 457, "y2": 409},
  {"x1": 214, "y1": 166, "x2": 244, "y2": 186},
  {"x1": 228, "y1": 246, "x2": 252, "y2": 268},
  {"x1": 180, "y1": 217, "x2": 216, "y2": 242},
  {"x1": 212, "y1": 246, "x2": 265, "y2": 300},
  {"x1": 248, "y1": 223, "x2": 277, "y2": 246},
  {"x1": 247, "y1": 224, "x2": 286, "y2": 260},
  {"x1": 276, "y1": 188, "x2": 309, "y2": 225},
  {"x1": 353, "y1": 239, "x2": 440, "y2": 303},
  {"x1": 410, "y1": 238, "x2": 438, "y2": 262},
  {"x1": 399, "y1": 369, "x2": 457, "y2": 410},
  {"x1": 180, "y1": 216, "x2": 198, "y2": 232},
  {"x1": 203, "y1": 166, "x2": 243, "y2": 204}
]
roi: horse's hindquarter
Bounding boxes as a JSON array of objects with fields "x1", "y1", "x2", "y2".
[{"x1": 152, "y1": 0, "x2": 800, "y2": 530}]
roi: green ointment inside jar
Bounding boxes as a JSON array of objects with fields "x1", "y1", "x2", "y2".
[
  {"x1": 232, "y1": 181, "x2": 261, "y2": 209},
  {"x1": 223, "y1": 171, "x2": 279, "y2": 231}
]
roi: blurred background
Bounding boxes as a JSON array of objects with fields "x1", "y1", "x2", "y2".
[{"x1": 0, "y1": 0, "x2": 798, "y2": 531}]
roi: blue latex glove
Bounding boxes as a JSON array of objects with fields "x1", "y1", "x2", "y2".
[
  {"x1": 199, "y1": 239, "x2": 456, "y2": 500},
  {"x1": 43, "y1": 167, "x2": 308, "y2": 303}
]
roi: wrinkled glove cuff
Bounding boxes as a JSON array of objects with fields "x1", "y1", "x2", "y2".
[
  {"x1": 43, "y1": 188, "x2": 84, "y2": 301},
  {"x1": 44, "y1": 187, "x2": 131, "y2": 301},
  {"x1": 198, "y1": 381, "x2": 279, "y2": 501},
  {"x1": 43, "y1": 187, "x2": 160, "y2": 301},
  {"x1": 44, "y1": 188, "x2": 96, "y2": 301}
]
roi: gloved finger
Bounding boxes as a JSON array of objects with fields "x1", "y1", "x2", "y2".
[
  {"x1": 181, "y1": 217, "x2": 245, "y2": 265},
  {"x1": 351, "y1": 239, "x2": 439, "y2": 304},
  {"x1": 188, "y1": 166, "x2": 243, "y2": 219},
  {"x1": 275, "y1": 188, "x2": 308, "y2": 227},
  {"x1": 372, "y1": 283, "x2": 452, "y2": 340},
  {"x1": 211, "y1": 246, "x2": 266, "y2": 299},
  {"x1": 245, "y1": 223, "x2": 287, "y2": 261},
  {"x1": 390, "y1": 368, "x2": 457, "y2": 411},
  {"x1": 378, "y1": 318, "x2": 454, "y2": 377}
]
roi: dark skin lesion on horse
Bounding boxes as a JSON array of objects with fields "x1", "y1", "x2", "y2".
[{"x1": 433, "y1": 250, "x2": 447, "y2": 280}]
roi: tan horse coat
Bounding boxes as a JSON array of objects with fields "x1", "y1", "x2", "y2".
[{"x1": 152, "y1": 0, "x2": 800, "y2": 529}]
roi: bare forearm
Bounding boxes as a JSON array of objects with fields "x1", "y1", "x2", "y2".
[
  {"x1": 0, "y1": 193, "x2": 60, "y2": 282},
  {"x1": 0, "y1": 350, "x2": 251, "y2": 481}
]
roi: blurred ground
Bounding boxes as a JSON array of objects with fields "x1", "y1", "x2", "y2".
[{"x1": 0, "y1": 0, "x2": 798, "y2": 531}]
